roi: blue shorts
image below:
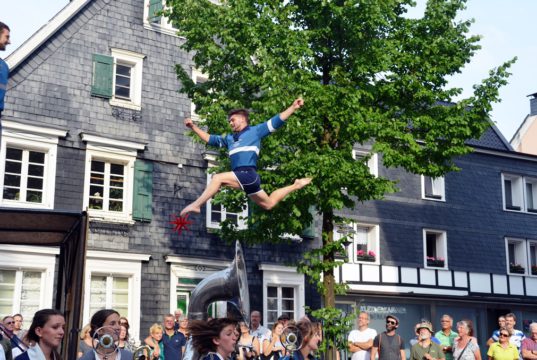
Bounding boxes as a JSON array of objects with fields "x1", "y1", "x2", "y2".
[{"x1": 233, "y1": 167, "x2": 262, "y2": 195}]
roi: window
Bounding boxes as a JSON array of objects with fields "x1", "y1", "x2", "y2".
[
  {"x1": 81, "y1": 134, "x2": 146, "y2": 223},
  {"x1": 0, "y1": 121, "x2": 66, "y2": 209},
  {"x1": 502, "y1": 174, "x2": 523, "y2": 211},
  {"x1": 352, "y1": 150, "x2": 378, "y2": 177},
  {"x1": 190, "y1": 69, "x2": 209, "y2": 123},
  {"x1": 422, "y1": 175, "x2": 445, "y2": 201},
  {"x1": 525, "y1": 178, "x2": 537, "y2": 213},
  {"x1": 528, "y1": 241, "x2": 537, "y2": 276},
  {"x1": 423, "y1": 229, "x2": 448, "y2": 269},
  {"x1": 91, "y1": 49, "x2": 145, "y2": 110},
  {"x1": 334, "y1": 222, "x2": 379, "y2": 264},
  {"x1": 0, "y1": 245, "x2": 58, "y2": 329},
  {"x1": 260, "y1": 264, "x2": 304, "y2": 329},
  {"x1": 167, "y1": 256, "x2": 232, "y2": 318},
  {"x1": 505, "y1": 238, "x2": 527, "y2": 275},
  {"x1": 206, "y1": 173, "x2": 248, "y2": 230},
  {"x1": 267, "y1": 286, "x2": 295, "y2": 327},
  {"x1": 84, "y1": 251, "x2": 150, "y2": 344},
  {"x1": 143, "y1": 0, "x2": 177, "y2": 35}
]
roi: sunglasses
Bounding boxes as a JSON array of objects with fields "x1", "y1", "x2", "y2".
[
  {"x1": 500, "y1": 333, "x2": 510, "y2": 337},
  {"x1": 4, "y1": 321, "x2": 14, "y2": 325},
  {"x1": 386, "y1": 320, "x2": 397, "y2": 325}
]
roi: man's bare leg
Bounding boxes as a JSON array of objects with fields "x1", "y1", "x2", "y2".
[
  {"x1": 181, "y1": 172, "x2": 241, "y2": 216},
  {"x1": 250, "y1": 178, "x2": 312, "y2": 210}
]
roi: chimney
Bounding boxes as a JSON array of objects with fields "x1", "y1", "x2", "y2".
[{"x1": 529, "y1": 93, "x2": 537, "y2": 115}]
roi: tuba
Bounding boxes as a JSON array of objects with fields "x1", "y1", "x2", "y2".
[
  {"x1": 183, "y1": 240, "x2": 250, "y2": 360},
  {"x1": 280, "y1": 325, "x2": 302, "y2": 359},
  {"x1": 132, "y1": 345, "x2": 152, "y2": 360}
]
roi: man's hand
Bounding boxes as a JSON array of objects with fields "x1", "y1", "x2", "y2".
[
  {"x1": 293, "y1": 98, "x2": 304, "y2": 109},
  {"x1": 184, "y1": 118, "x2": 194, "y2": 128}
]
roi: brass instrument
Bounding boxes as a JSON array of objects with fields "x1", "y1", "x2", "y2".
[
  {"x1": 132, "y1": 345, "x2": 152, "y2": 360},
  {"x1": 281, "y1": 325, "x2": 302, "y2": 359},
  {"x1": 184, "y1": 241, "x2": 250, "y2": 360},
  {"x1": 92, "y1": 326, "x2": 119, "y2": 358}
]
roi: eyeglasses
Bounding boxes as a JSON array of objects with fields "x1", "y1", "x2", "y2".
[
  {"x1": 386, "y1": 320, "x2": 397, "y2": 325},
  {"x1": 4, "y1": 321, "x2": 14, "y2": 325},
  {"x1": 500, "y1": 333, "x2": 510, "y2": 337}
]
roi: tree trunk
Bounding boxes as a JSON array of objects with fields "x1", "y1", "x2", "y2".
[{"x1": 322, "y1": 210, "x2": 337, "y2": 360}]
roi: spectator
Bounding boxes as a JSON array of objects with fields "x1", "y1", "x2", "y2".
[
  {"x1": 488, "y1": 316, "x2": 507, "y2": 347},
  {"x1": 178, "y1": 316, "x2": 189, "y2": 338},
  {"x1": 78, "y1": 324, "x2": 93, "y2": 358},
  {"x1": 281, "y1": 319, "x2": 322, "y2": 360},
  {"x1": 0, "y1": 330, "x2": 12, "y2": 360},
  {"x1": 80, "y1": 309, "x2": 132, "y2": 360},
  {"x1": 15, "y1": 309, "x2": 64, "y2": 360},
  {"x1": 148, "y1": 323, "x2": 165, "y2": 360},
  {"x1": 12, "y1": 314, "x2": 26, "y2": 342},
  {"x1": 2, "y1": 316, "x2": 24, "y2": 358},
  {"x1": 278, "y1": 314, "x2": 290, "y2": 328},
  {"x1": 250, "y1": 311, "x2": 269, "y2": 341},
  {"x1": 146, "y1": 314, "x2": 187, "y2": 360},
  {"x1": 238, "y1": 321, "x2": 260, "y2": 360},
  {"x1": 521, "y1": 322, "x2": 537, "y2": 359},
  {"x1": 174, "y1": 309, "x2": 183, "y2": 331},
  {"x1": 347, "y1": 312, "x2": 377, "y2": 360},
  {"x1": 487, "y1": 327, "x2": 519, "y2": 360},
  {"x1": 370, "y1": 315, "x2": 405, "y2": 360},
  {"x1": 435, "y1": 315, "x2": 458, "y2": 360},
  {"x1": 263, "y1": 321, "x2": 286, "y2": 360},
  {"x1": 452, "y1": 320, "x2": 481, "y2": 360},
  {"x1": 118, "y1": 324, "x2": 135, "y2": 352},
  {"x1": 410, "y1": 321, "x2": 445, "y2": 360}
]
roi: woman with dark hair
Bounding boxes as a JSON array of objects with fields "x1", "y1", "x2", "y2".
[
  {"x1": 453, "y1": 320, "x2": 482, "y2": 360},
  {"x1": 189, "y1": 318, "x2": 239, "y2": 360},
  {"x1": 79, "y1": 309, "x2": 132, "y2": 360},
  {"x1": 237, "y1": 321, "x2": 260, "y2": 360},
  {"x1": 16, "y1": 309, "x2": 65, "y2": 360}
]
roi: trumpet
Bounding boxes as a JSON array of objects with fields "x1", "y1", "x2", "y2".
[
  {"x1": 280, "y1": 325, "x2": 302, "y2": 359},
  {"x1": 92, "y1": 326, "x2": 119, "y2": 358}
]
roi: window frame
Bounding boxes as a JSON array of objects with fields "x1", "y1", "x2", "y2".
[
  {"x1": 334, "y1": 222, "x2": 380, "y2": 265},
  {"x1": 0, "y1": 121, "x2": 66, "y2": 209},
  {"x1": 142, "y1": 0, "x2": 178, "y2": 36},
  {"x1": 109, "y1": 48, "x2": 145, "y2": 111},
  {"x1": 205, "y1": 173, "x2": 248, "y2": 230},
  {"x1": 524, "y1": 177, "x2": 537, "y2": 213},
  {"x1": 505, "y1": 237, "x2": 527, "y2": 276},
  {"x1": 528, "y1": 240, "x2": 537, "y2": 277},
  {"x1": 190, "y1": 68, "x2": 209, "y2": 123},
  {"x1": 81, "y1": 134, "x2": 145, "y2": 223},
  {"x1": 0, "y1": 245, "x2": 58, "y2": 329},
  {"x1": 259, "y1": 264, "x2": 305, "y2": 329},
  {"x1": 84, "y1": 250, "x2": 150, "y2": 344},
  {"x1": 423, "y1": 229, "x2": 448, "y2": 270},
  {"x1": 351, "y1": 149, "x2": 378, "y2": 177},
  {"x1": 421, "y1": 175, "x2": 445, "y2": 202},
  {"x1": 502, "y1": 173, "x2": 523, "y2": 212}
]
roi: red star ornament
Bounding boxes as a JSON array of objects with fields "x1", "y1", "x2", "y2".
[{"x1": 170, "y1": 213, "x2": 193, "y2": 235}]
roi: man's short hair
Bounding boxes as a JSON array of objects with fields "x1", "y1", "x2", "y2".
[
  {"x1": 278, "y1": 314, "x2": 290, "y2": 321},
  {"x1": 0, "y1": 22, "x2": 10, "y2": 33},
  {"x1": 505, "y1": 313, "x2": 516, "y2": 321},
  {"x1": 228, "y1": 109, "x2": 250, "y2": 123},
  {"x1": 441, "y1": 314, "x2": 453, "y2": 321},
  {"x1": 529, "y1": 322, "x2": 537, "y2": 332}
]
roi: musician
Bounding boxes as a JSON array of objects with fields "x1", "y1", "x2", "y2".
[
  {"x1": 80, "y1": 309, "x2": 132, "y2": 360},
  {"x1": 281, "y1": 319, "x2": 322, "y2": 360},
  {"x1": 15, "y1": 309, "x2": 64, "y2": 360},
  {"x1": 189, "y1": 318, "x2": 239, "y2": 360}
]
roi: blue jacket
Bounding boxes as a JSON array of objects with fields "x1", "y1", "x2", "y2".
[
  {"x1": 0, "y1": 58, "x2": 8, "y2": 111},
  {"x1": 208, "y1": 114, "x2": 285, "y2": 170}
]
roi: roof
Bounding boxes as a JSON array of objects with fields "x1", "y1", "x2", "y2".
[
  {"x1": 467, "y1": 123, "x2": 514, "y2": 152},
  {"x1": 6, "y1": 0, "x2": 91, "y2": 70},
  {"x1": 0, "y1": 208, "x2": 85, "y2": 245}
]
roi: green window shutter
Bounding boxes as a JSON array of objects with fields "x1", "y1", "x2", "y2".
[
  {"x1": 91, "y1": 54, "x2": 113, "y2": 98},
  {"x1": 148, "y1": 0, "x2": 163, "y2": 23},
  {"x1": 133, "y1": 160, "x2": 153, "y2": 222},
  {"x1": 301, "y1": 206, "x2": 316, "y2": 238}
]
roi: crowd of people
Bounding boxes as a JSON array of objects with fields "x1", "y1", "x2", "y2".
[
  {"x1": 347, "y1": 312, "x2": 537, "y2": 360},
  {"x1": 2, "y1": 308, "x2": 537, "y2": 360}
]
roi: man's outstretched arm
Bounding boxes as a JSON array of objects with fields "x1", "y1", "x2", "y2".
[
  {"x1": 279, "y1": 98, "x2": 304, "y2": 121},
  {"x1": 184, "y1": 118, "x2": 210, "y2": 143}
]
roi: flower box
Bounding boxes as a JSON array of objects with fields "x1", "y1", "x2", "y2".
[
  {"x1": 510, "y1": 264, "x2": 525, "y2": 274},
  {"x1": 427, "y1": 259, "x2": 445, "y2": 267},
  {"x1": 357, "y1": 250, "x2": 376, "y2": 262}
]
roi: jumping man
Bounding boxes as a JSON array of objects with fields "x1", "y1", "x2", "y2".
[{"x1": 181, "y1": 98, "x2": 311, "y2": 216}]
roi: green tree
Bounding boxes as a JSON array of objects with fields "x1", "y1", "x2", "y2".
[{"x1": 165, "y1": 0, "x2": 514, "y2": 357}]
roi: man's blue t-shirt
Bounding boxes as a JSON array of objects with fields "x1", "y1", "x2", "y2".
[{"x1": 162, "y1": 330, "x2": 187, "y2": 360}]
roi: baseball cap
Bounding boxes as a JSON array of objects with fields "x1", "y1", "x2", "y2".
[{"x1": 386, "y1": 315, "x2": 399, "y2": 324}]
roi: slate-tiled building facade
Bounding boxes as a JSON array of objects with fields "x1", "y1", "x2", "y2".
[{"x1": 0, "y1": 0, "x2": 314, "y2": 341}]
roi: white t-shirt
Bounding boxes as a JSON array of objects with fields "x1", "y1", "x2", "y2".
[
  {"x1": 0, "y1": 344, "x2": 5, "y2": 360},
  {"x1": 348, "y1": 328, "x2": 378, "y2": 360}
]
